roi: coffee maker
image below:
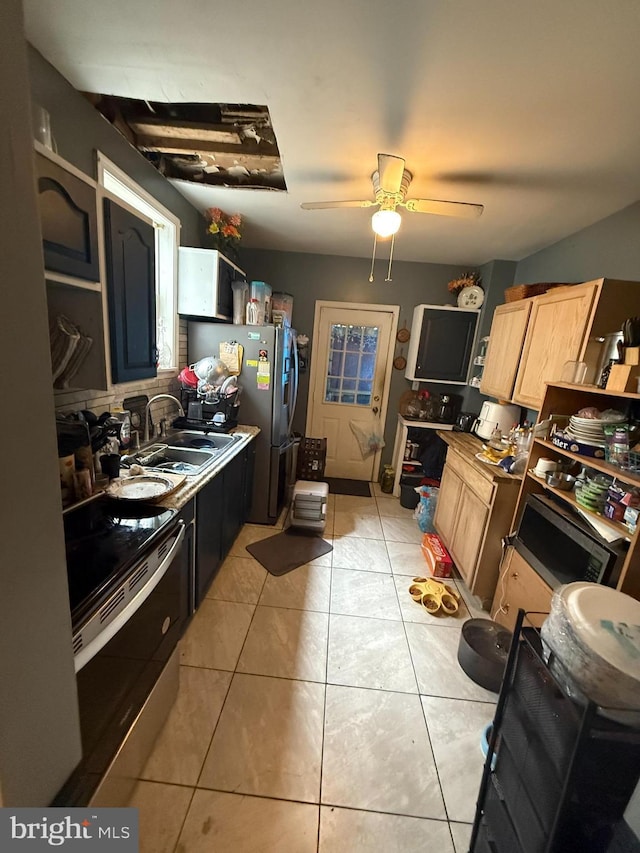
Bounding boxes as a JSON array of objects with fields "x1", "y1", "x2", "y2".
[{"x1": 433, "y1": 393, "x2": 462, "y2": 424}]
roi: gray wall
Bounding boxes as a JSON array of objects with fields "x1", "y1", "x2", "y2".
[
  {"x1": 241, "y1": 248, "x2": 496, "y2": 465},
  {"x1": 515, "y1": 201, "x2": 640, "y2": 283},
  {"x1": 0, "y1": 0, "x2": 82, "y2": 805},
  {"x1": 28, "y1": 47, "x2": 204, "y2": 247}
]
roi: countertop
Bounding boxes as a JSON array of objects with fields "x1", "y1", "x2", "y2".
[
  {"x1": 157, "y1": 425, "x2": 260, "y2": 511},
  {"x1": 437, "y1": 431, "x2": 522, "y2": 482}
]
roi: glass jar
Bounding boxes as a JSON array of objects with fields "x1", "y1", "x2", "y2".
[{"x1": 380, "y1": 465, "x2": 395, "y2": 494}]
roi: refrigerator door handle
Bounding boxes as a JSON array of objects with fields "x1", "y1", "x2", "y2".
[{"x1": 288, "y1": 330, "x2": 299, "y2": 435}]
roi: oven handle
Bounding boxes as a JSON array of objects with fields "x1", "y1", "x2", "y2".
[{"x1": 74, "y1": 521, "x2": 186, "y2": 673}]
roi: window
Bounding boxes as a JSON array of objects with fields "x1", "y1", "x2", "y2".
[
  {"x1": 97, "y1": 153, "x2": 180, "y2": 371},
  {"x1": 324, "y1": 323, "x2": 379, "y2": 405}
]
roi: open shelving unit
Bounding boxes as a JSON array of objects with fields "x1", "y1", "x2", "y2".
[
  {"x1": 35, "y1": 140, "x2": 110, "y2": 392},
  {"x1": 517, "y1": 382, "x2": 640, "y2": 600}
]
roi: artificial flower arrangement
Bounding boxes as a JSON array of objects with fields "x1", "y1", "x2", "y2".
[
  {"x1": 205, "y1": 207, "x2": 242, "y2": 259},
  {"x1": 447, "y1": 271, "x2": 482, "y2": 293}
]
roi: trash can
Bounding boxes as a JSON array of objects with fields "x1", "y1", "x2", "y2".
[{"x1": 400, "y1": 471, "x2": 423, "y2": 509}]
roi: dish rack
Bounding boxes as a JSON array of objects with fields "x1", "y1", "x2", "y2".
[{"x1": 177, "y1": 387, "x2": 241, "y2": 431}]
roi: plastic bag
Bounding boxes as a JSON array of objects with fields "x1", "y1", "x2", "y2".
[
  {"x1": 413, "y1": 486, "x2": 439, "y2": 533},
  {"x1": 349, "y1": 420, "x2": 386, "y2": 459}
]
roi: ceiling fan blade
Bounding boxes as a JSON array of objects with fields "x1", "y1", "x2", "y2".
[
  {"x1": 300, "y1": 199, "x2": 376, "y2": 210},
  {"x1": 403, "y1": 198, "x2": 484, "y2": 218},
  {"x1": 377, "y1": 154, "x2": 405, "y2": 194}
]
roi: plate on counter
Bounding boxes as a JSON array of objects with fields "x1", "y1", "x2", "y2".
[{"x1": 106, "y1": 475, "x2": 176, "y2": 502}]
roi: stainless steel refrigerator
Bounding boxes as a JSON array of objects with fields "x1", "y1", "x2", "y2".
[{"x1": 188, "y1": 322, "x2": 299, "y2": 524}]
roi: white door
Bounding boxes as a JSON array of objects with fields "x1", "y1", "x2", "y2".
[{"x1": 307, "y1": 302, "x2": 398, "y2": 480}]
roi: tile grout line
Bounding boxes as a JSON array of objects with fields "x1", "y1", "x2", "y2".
[
  {"x1": 316, "y1": 512, "x2": 336, "y2": 852},
  {"x1": 189, "y1": 781, "x2": 459, "y2": 824},
  {"x1": 191, "y1": 528, "x2": 270, "y2": 791},
  {"x1": 383, "y1": 507, "x2": 453, "y2": 826}
]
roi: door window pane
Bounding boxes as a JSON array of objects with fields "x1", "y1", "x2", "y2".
[{"x1": 324, "y1": 323, "x2": 380, "y2": 405}]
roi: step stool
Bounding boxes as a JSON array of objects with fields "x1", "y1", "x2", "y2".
[{"x1": 289, "y1": 480, "x2": 329, "y2": 533}]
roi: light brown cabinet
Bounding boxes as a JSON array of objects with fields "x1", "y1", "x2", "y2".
[
  {"x1": 490, "y1": 547, "x2": 552, "y2": 632},
  {"x1": 481, "y1": 278, "x2": 640, "y2": 412},
  {"x1": 480, "y1": 300, "x2": 531, "y2": 400},
  {"x1": 434, "y1": 434, "x2": 521, "y2": 608},
  {"x1": 512, "y1": 283, "x2": 598, "y2": 409}
]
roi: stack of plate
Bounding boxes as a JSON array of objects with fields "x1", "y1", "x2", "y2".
[
  {"x1": 541, "y1": 583, "x2": 640, "y2": 724},
  {"x1": 565, "y1": 414, "x2": 625, "y2": 448}
]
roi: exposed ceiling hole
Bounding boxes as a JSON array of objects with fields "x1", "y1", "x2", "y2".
[{"x1": 82, "y1": 94, "x2": 286, "y2": 190}]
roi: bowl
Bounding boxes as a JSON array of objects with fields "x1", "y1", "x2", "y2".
[{"x1": 545, "y1": 472, "x2": 577, "y2": 491}]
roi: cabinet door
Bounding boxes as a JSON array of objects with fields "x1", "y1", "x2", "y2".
[
  {"x1": 434, "y1": 464, "x2": 463, "y2": 551},
  {"x1": 195, "y1": 474, "x2": 224, "y2": 606},
  {"x1": 408, "y1": 307, "x2": 478, "y2": 383},
  {"x1": 104, "y1": 199, "x2": 157, "y2": 384},
  {"x1": 451, "y1": 486, "x2": 489, "y2": 586},
  {"x1": 491, "y1": 548, "x2": 552, "y2": 632},
  {"x1": 513, "y1": 285, "x2": 597, "y2": 410},
  {"x1": 221, "y1": 451, "x2": 244, "y2": 559},
  {"x1": 480, "y1": 300, "x2": 531, "y2": 400},
  {"x1": 242, "y1": 442, "x2": 256, "y2": 523},
  {"x1": 35, "y1": 153, "x2": 100, "y2": 281}
]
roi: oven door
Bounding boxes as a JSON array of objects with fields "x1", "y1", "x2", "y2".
[{"x1": 56, "y1": 520, "x2": 189, "y2": 806}]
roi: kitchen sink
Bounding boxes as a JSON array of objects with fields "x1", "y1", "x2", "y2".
[
  {"x1": 164, "y1": 430, "x2": 239, "y2": 451},
  {"x1": 121, "y1": 433, "x2": 240, "y2": 476}
]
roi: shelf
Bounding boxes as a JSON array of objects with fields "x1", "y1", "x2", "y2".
[
  {"x1": 46, "y1": 272, "x2": 101, "y2": 292},
  {"x1": 546, "y1": 381, "x2": 640, "y2": 401},
  {"x1": 33, "y1": 139, "x2": 97, "y2": 188},
  {"x1": 534, "y1": 437, "x2": 640, "y2": 488},
  {"x1": 525, "y1": 469, "x2": 633, "y2": 540}
]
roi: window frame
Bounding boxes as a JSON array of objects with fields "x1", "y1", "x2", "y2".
[{"x1": 96, "y1": 152, "x2": 180, "y2": 375}]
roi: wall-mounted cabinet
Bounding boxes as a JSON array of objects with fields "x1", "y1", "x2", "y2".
[
  {"x1": 178, "y1": 247, "x2": 246, "y2": 321},
  {"x1": 34, "y1": 143, "x2": 109, "y2": 392},
  {"x1": 35, "y1": 147, "x2": 100, "y2": 284},
  {"x1": 405, "y1": 304, "x2": 479, "y2": 384},
  {"x1": 481, "y1": 279, "x2": 640, "y2": 411},
  {"x1": 480, "y1": 300, "x2": 531, "y2": 400}
]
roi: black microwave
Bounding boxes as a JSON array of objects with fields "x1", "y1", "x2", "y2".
[{"x1": 514, "y1": 493, "x2": 627, "y2": 590}]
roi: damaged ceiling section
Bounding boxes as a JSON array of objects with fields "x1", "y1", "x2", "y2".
[{"x1": 83, "y1": 95, "x2": 286, "y2": 189}]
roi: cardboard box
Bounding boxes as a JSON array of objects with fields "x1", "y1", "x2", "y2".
[{"x1": 421, "y1": 533, "x2": 453, "y2": 578}]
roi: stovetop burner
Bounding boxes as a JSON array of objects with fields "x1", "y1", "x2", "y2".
[{"x1": 63, "y1": 496, "x2": 177, "y2": 623}]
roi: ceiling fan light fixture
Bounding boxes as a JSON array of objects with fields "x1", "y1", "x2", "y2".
[{"x1": 371, "y1": 208, "x2": 401, "y2": 238}]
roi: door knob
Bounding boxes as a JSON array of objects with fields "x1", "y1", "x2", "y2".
[{"x1": 372, "y1": 407, "x2": 379, "y2": 414}]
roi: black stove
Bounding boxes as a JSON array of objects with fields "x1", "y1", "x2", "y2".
[{"x1": 63, "y1": 496, "x2": 177, "y2": 625}]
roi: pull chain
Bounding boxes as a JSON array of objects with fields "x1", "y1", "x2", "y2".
[
  {"x1": 385, "y1": 233, "x2": 396, "y2": 282},
  {"x1": 368, "y1": 233, "x2": 378, "y2": 282}
]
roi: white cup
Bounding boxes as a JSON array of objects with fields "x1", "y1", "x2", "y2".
[{"x1": 534, "y1": 457, "x2": 558, "y2": 477}]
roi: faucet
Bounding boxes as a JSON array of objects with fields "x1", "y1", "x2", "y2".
[{"x1": 144, "y1": 395, "x2": 185, "y2": 443}]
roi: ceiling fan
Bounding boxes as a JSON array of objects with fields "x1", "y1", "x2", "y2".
[{"x1": 300, "y1": 153, "x2": 484, "y2": 281}]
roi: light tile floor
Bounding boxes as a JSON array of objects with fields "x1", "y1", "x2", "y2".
[{"x1": 130, "y1": 484, "x2": 496, "y2": 852}]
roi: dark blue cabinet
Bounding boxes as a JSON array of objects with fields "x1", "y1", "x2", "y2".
[
  {"x1": 36, "y1": 152, "x2": 100, "y2": 282},
  {"x1": 104, "y1": 198, "x2": 157, "y2": 384}
]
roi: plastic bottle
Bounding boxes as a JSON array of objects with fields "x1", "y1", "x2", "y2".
[{"x1": 246, "y1": 298, "x2": 260, "y2": 325}]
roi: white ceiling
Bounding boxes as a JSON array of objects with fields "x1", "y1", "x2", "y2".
[{"x1": 24, "y1": 0, "x2": 640, "y2": 266}]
